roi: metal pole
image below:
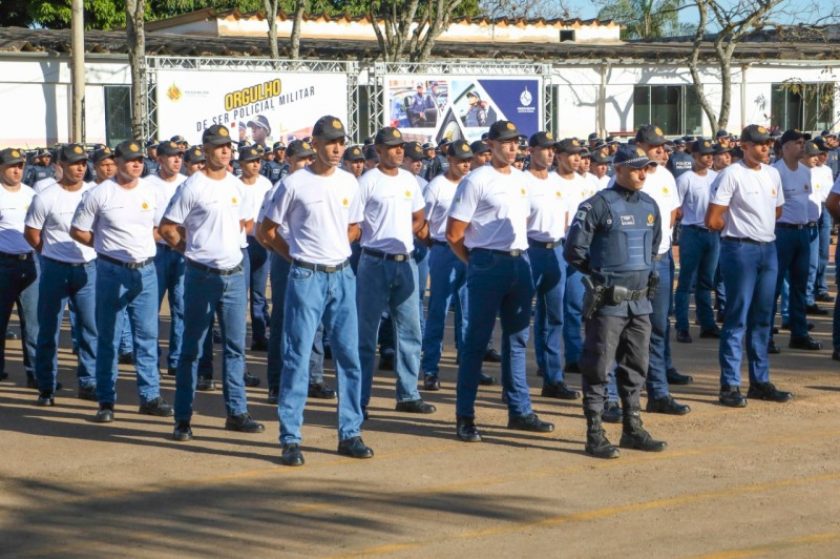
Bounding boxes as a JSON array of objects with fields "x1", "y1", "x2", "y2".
[{"x1": 71, "y1": 0, "x2": 85, "y2": 143}]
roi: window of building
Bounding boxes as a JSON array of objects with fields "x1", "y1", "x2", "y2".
[
  {"x1": 104, "y1": 85, "x2": 132, "y2": 146},
  {"x1": 771, "y1": 82, "x2": 834, "y2": 132},
  {"x1": 633, "y1": 84, "x2": 702, "y2": 136},
  {"x1": 559, "y1": 30, "x2": 575, "y2": 42}
]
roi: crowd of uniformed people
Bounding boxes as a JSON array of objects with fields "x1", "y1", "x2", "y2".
[{"x1": 2, "y1": 112, "x2": 840, "y2": 464}]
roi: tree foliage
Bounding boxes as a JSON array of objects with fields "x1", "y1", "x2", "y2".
[{"x1": 596, "y1": 0, "x2": 686, "y2": 39}]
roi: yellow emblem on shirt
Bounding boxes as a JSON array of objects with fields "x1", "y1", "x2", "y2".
[
  {"x1": 232, "y1": 196, "x2": 239, "y2": 205},
  {"x1": 555, "y1": 191, "x2": 562, "y2": 197},
  {"x1": 342, "y1": 198, "x2": 349, "y2": 207},
  {"x1": 404, "y1": 190, "x2": 412, "y2": 199},
  {"x1": 520, "y1": 187, "x2": 527, "y2": 197},
  {"x1": 647, "y1": 213, "x2": 655, "y2": 225},
  {"x1": 662, "y1": 187, "x2": 669, "y2": 195},
  {"x1": 141, "y1": 201, "x2": 150, "y2": 210}
]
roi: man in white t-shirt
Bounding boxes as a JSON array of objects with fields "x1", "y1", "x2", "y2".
[
  {"x1": 70, "y1": 140, "x2": 173, "y2": 423},
  {"x1": 634, "y1": 125, "x2": 692, "y2": 415},
  {"x1": 706, "y1": 124, "x2": 792, "y2": 407},
  {"x1": 589, "y1": 150, "x2": 612, "y2": 191},
  {"x1": 802, "y1": 141, "x2": 832, "y2": 311},
  {"x1": 525, "y1": 131, "x2": 579, "y2": 400},
  {"x1": 0, "y1": 148, "x2": 39, "y2": 389},
  {"x1": 145, "y1": 140, "x2": 187, "y2": 377},
  {"x1": 159, "y1": 124, "x2": 264, "y2": 442},
  {"x1": 25, "y1": 144, "x2": 98, "y2": 405},
  {"x1": 356, "y1": 127, "x2": 435, "y2": 418},
  {"x1": 447, "y1": 120, "x2": 553, "y2": 442},
  {"x1": 260, "y1": 115, "x2": 372, "y2": 466},
  {"x1": 770, "y1": 129, "x2": 822, "y2": 353},
  {"x1": 674, "y1": 139, "x2": 721, "y2": 343}
]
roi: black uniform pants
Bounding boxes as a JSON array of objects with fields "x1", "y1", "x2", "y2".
[{"x1": 580, "y1": 312, "x2": 651, "y2": 415}]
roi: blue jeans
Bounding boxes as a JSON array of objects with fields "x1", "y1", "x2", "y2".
[
  {"x1": 815, "y1": 208, "x2": 831, "y2": 297},
  {"x1": 247, "y1": 238, "x2": 270, "y2": 343},
  {"x1": 356, "y1": 252, "x2": 423, "y2": 407},
  {"x1": 674, "y1": 226, "x2": 720, "y2": 332},
  {"x1": 35, "y1": 258, "x2": 97, "y2": 392},
  {"x1": 0, "y1": 255, "x2": 38, "y2": 380},
  {"x1": 175, "y1": 263, "x2": 249, "y2": 421},
  {"x1": 457, "y1": 250, "x2": 534, "y2": 419},
  {"x1": 563, "y1": 263, "x2": 585, "y2": 366},
  {"x1": 718, "y1": 239, "x2": 777, "y2": 387},
  {"x1": 805, "y1": 225, "x2": 821, "y2": 306},
  {"x1": 414, "y1": 241, "x2": 429, "y2": 337},
  {"x1": 528, "y1": 243, "x2": 566, "y2": 385},
  {"x1": 772, "y1": 227, "x2": 810, "y2": 339},
  {"x1": 266, "y1": 252, "x2": 325, "y2": 392},
  {"x1": 94, "y1": 259, "x2": 160, "y2": 405},
  {"x1": 279, "y1": 263, "x2": 363, "y2": 445},
  {"x1": 420, "y1": 243, "x2": 467, "y2": 376},
  {"x1": 154, "y1": 244, "x2": 185, "y2": 369},
  {"x1": 647, "y1": 252, "x2": 674, "y2": 399}
]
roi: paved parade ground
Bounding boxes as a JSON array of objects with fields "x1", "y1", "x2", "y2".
[{"x1": 2, "y1": 297, "x2": 840, "y2": 558}]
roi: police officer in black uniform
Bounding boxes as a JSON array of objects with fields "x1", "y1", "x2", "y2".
[{"x1": 564, "y1": 144, "x2": 668, "y2": 459}]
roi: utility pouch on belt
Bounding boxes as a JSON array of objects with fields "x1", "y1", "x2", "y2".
[
  {"x1": 608, "y1": 285, "x2": 629, "y2": 305},
  {"x1": 582, "y1": 275, "x2": 606, "y2": 321},
  {"x1": 647, "y1": 272, "x2": 660, "y2": 301}
]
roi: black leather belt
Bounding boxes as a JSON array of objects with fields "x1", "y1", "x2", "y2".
[
  {"x1": 43, "y1": 255, "x2": 89, "y2": 268},
  {"x1": 362, "y1": 247, "x2": 411, "y2": 262},
  {"x1": 471, "y1": 248, "x2": 524, "y2": 257},
  {"x1": 186, "y1": 259, "x2": 243, "y2": 276},
  {"x1": 0, "y1": 251, "x2": 33, "y2": 261},
  {"x1": 776, "y1": 222, "x2": 817, "y2": 229},
  {"x1": 293, "y1": 259, "x2": 349, "y2": 273},
  {"x1": 683, "y1": 224, "x2": 710, "y2": 231},
  {"x1": 721, "y1": 236, "x2": 769, "y2": 245},
  {"x1": 99, "y1": 253, "x2": 154, "y2": 269},
  {"x1": 527, "y1": 238, "x2": 562, "y2": 249}
]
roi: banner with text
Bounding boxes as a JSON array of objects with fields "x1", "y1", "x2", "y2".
[
  {"x1": 155, "y1": 70, "x2": 348, "y2": 147},
  {"x1": 383, "y1": 76, "x2": 542, "y2": 144}
]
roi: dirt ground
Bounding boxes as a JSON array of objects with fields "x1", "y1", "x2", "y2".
[{"x1": 2, "y1": 293, "x2": 840, "y2": 559}]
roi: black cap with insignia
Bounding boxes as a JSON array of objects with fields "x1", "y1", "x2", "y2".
[
  {"x1": 312, "y1": 116, "x2": 347, "y2": 141},
  {"x1": 692, "y1": 139, "x2": 715, "y2": 155},
  {"x1": 92, "y1": 147, "x2": 115, "y2": 164},
  {"x1": 184, "y1": 146, "x2": 205, "y2": 164},
  {"x1": 635, "y1": 124, "x2": 668, "y2": 146},
  {"x1": 0, "y1": 148, "x2": 26, "y2": 166},
  {"x1": 286, "y1": 139, "x2": 316, "y2": 159},
  {"x1": 446, "y1": 140, "x2": 474, "y2": 160},
  {"x1": 273, "y1": 141, "x2": 286, "y2": 151},
  {"x1": 556, "y1": 137, "x2": 585, "y2": 154},
  {"x1": 487, "y1": 120, "x2": 521, "y2": 141},
  {"x1": 157, "y1": 140, "x2": 185, "y2": 156},
  {"x1": 404, "y1": 141, "x2": 425, "y2": 161},
  {"x1": 58, "y1": 143, "x2": 89, "y2": 164},
  {"x1": 528, "y1": 131, "x2": 556, "y2": 148},
  {"x1": 740, "y1": 124, "x2": 772, "y2": 144},
  {"x1": 202, "y1": 125, "x2": 233, "y2": 146},
  {"x1": 374, "y1": 127, "x2": 405, "y2": 146},
  {"x1": 114, "y1": 140, "x2": 145, "y2": 160},
  {"x1": 238, "y1": 145, "x2": 262, "y2": 162},
  {"x1": 469, "y1": 140, "x2": 490, "y2": 155},
  {"x1": 613, "y1": 144, "x2": 657, "y2": 169},
  {"x1": 343, "y1": 145, "x2": 365, "y2": 162}
]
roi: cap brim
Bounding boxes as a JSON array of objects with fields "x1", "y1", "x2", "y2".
[
  {"x1": 205, "y1": 138, "x2": 233, "y2": 146},
  {"x1": 377, "y1": 139, "x2": 406, "y2": 147},
  {"x1": 314, "y1": 130, "x2": 347, "y2": 141},
  {"x1": 490, "y1": 131, "x2": 522, "y2": 141}
]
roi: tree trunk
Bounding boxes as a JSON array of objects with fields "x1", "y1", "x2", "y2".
[
  {"x1": 716, "y1": 43, "x2": 736, "y2": 130},
  {"x1": 687, "y1": 0, "x2": 721, "y2": 132},
  {"x1": 126, "y1": 0, "x2": 146, "y2": 140},
  {"x1": 290, "y1": 0, "x2": 307, "y2": 60},
  {"x1": 264, "y1": 0, "x2": 280, "y2": 60}
]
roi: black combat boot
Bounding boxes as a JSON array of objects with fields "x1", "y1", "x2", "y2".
[
  {"x1": 584, "y1": 411, "x2": 620, "y2": 459},
  {"x1": 619, "y1": 409, "x2": 667, "y2": 452}
]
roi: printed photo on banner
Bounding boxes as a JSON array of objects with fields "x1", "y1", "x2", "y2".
[
  {"x1": 384, "y1": 76, "x2": 541, "y2": 144},
  {"x1": 156, "y1": 70, "x2": 349, "y2": 146}
]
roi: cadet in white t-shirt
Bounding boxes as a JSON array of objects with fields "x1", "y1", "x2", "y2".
[
  {"x1": 707, "y1": 124, "x2": 791, "y2": 407},
  {"x1": 525, "y1": 132, "x2": 579, "y2": 401},
  {"x1": 674, "y1": 139, "x2": 721, "y2": 341},
  {"x1": 25, "y1": 144, "x2": 99, "y2": 405},
  {"x1": 0, "y1": 147, "x2": 39, "y2": 389},
  {"x1": 356, "y1": 127, "x2": 434, "y2": 416},
  {"x1": 447, "y1": 120, "x2": 552, "y2": 442},
  {"x1": 802, "y1": 141, "x2": 832, "y2": 310},
  {"x1": 159, "y1": 124, "x2": 263, "y2": 443},
  {"x1": 70, "y1": 140, "x2": 172, "y2": 423},
  {"x1": 634, "y1": 125, "x2": 692, "y2": 415},
  {"x1": 260, "y1": 115, "x2": 372, "y2": 466}
]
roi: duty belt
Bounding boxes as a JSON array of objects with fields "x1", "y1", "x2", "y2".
[
  {"x1": 0, "y1": 251, "x2": 33, "y2": 261},
  {"x1": 362, "y1": 247, "x2": 411, "y2": 262},
  {"x1": 99, "y1": 254, "x2": 154, "y2": 269},
  {"x1": 186, "y1": 259, "x2": 243, "y2": 276},
  {"x1": 293, "y1": 259, "x2": 349, "y2": 273},
  {"x1": 471, "y1": 248, "x2": 524, "y2": 257},
  {"x1": 776, "y1": 222, "x2": 817, "y2": 229},
  {"x1": 527, "y1": 238, "x2": 562, "y2": 249}
]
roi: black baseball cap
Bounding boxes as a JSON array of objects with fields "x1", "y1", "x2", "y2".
[
  {"x1": 447, "y1": 140, "x2": 473, "y2": 160},
  {"x1": 0, "y1": 148, "x2": 25, "y2": 166},
  {"x1": 343, "y1": 145, "x2": 365, "y2": 162},
  {"x1": 404, "y1": 141, "x2": 425, "y2": 161},
  {"x1": 590, "y1": 151, "x2": 611, "y2": 164},
  {"x1": 273, "y1": 141, "x2": 286, "y2": 151},
  {"x1": 528, "y1": 131, "x2": 556, "y2": 148},
  {"x1": 780, "y1": 128, "x2": 805, "y2": 145},
  {"x1": 470, "y1": 140, "x2": 490, "y2": 155},
  {"x1": 712, "y1": 143, "x2": 731, "y2": 155},
  {"x1": 238, "y1": 145, "x2": 262, "y2": 162},
  {"x1": 803, "y1": 141, "x2": 824, "y2": 156},
  {"x1": 635, "y1": 125, "x2": 668, "y2": 146},
  {"x1": 312, "y1": 116, "x2": 347, "y2": 141},
  {"x1": 487, "y1": 120, "x2": 521, "y2": 141},
  {"x1": 587, "y1": 132, "x2": 600, "y2": 141},
  {"x1": 740, "y1": 124, "x2": 773, "y2": 144},
  {"x1": 673, "y1": 138, "x2": 686, "y2": 146},
  {"x1": 821, "y1": 129, "x2": 837, "y2": 139},
  {"x1": 715, "y1": 129, "x2": 730, "y2": 139},
  {"x1": 157, "y1": 140, "x2": 185, "y2": 156},
  {"x1": 202, "y1": 125, "x2": 233, "y2": 146},
  {"x1": 114, "y1": 140, "x2": 145, "y2": 160},
  {"x1": 812, "y1": 137, "x2": 830, "y2": 152},
  {"x1": 556, "y1": 137, "x2": 585, "y2": 154},
  {"x1": 613, "y1": 144, "x2": 657, "y2": 169},
  {"x1": 374, "y1": 127, "x2": 405, "y2": 146},
  {"x1": 184, "y1": 146, "x2": 205, "y2": 164},
  {"x1": 59, "y1": 143, "x2": 89, "y2": 164},
  {"x1": 92, "y1": 147, "x2": 115, "y2": 164},
  {"x1": 692, "y1": 139, "x2": 715, "y2": 155},
  {"x1": 286, "y1": 139, "x2": 316, "y2": 159}
]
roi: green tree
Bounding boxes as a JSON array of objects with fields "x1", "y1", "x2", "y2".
[{"x1": 596, "y1": 0, "x2": 685, "y2": 39}]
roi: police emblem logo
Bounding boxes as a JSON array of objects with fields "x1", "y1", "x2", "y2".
[
  {"x1": 506, "y1": 122, "x2": 515, "y2": 130},
  {"x1": 73, "y1": 146, "x2": 83, "y2": 154},
  {"x1": 520, "y1": 187, "x2": 526, "y2": 196},
  {"x1": 232, "y1": 196, "x2": 239, "y2": 205},
  {"x1": 636, "y1": 148, "x2": 646, "y2": 157},
  {"x1": 546, "y1": 132, "x2": 553, "y2": 140},
  {"x1": 129, "y1": 143, "x2": 139, "y2": 152},
  {"x1": 250, "y1": 148, "x2": 257, "y2": 156},
  {"x1": 392, "y1": 129, "x2": 400, "y2": 137},
  {"x1": 654, "y1": 127, "x2": 663, "y2": 136},
  {"x1": 219, "y1": 128, "x2": 229, "y2": 137},
  {"x1": 104, "y1": 148, "x2": 111, "y2": 154},
  {"x1": 757, "y1": 126, "x2": 768, "y2": 134},
  {"x1": 646, "y1": 213, "x2": 655, "y2": 225},
  {"x1": 141, "y1": 201, "x2": 149, "y2": 210},
  {"x1": 342, "y1": 198, "x2": 349, "y2": 207},
  {"x1": 352, "y1": 148, "x2": 360, "y2": 156},
  {"x1": 704, "y1": 141, "x2": 710, "y2": 147},
  {"x1": 555, "y1": 191, "x2": 562, "y2": 197},
  {"x1": 302, "y1": 142, "x2": 311, "y2": 150},
  {"x1": 404, "y1": 190, "x2": 412, "y2": 198},
  {"x1": 662, "y1": 187, "x2": 669, "y2": 194},
  {"x1": 332, "y1": 119, "x2": 342, "y2": 129},
  {"x1": 193, "y1": 148, "x2": 200, "y2": 156},
  {"x1": 571, "y1": 139, "x2": 580, "y2": 147},
  {"x1": 11, "y1": 150, "x2": 20, "y2": 158}
]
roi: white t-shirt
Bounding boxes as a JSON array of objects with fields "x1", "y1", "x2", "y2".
[
  {"x1": 265, "y1": 166, "x2": 361, "y2": 266},
  {"x1": 424, "y1": 174, "x2": 460, "y2": 242},
  {"x1": 357, "y1": 167, "x2": 425, "y2": 254},
  {"x1": 145, "y1": 173, "x2": 187, "y2": 244},
  {"x1": 676, "y1": 170, "x2": 716, "y2": 227},
  {"x1": 711, "y1": 161, "x2": 784, "y2": 243},
  {"x1": 640, "y1": 166, "x2": 680, "y2": 254},
  {"x1": 163, "y1": 171, "x2": 249, "y2": 270},
  {"x1": 527, "y1": 172, "x2": 568, "y2": 242},
  {"x1": 773, "y1": 160, "x2": 812, "y2": 224},
  {"x1": 0, "y1": 184, "x2": 36, "y2": 254},
  {"x1": 71, "y1": 178, "x2": 161, "y2": 263},
  {"x1": 25, "y1": 183, "x2": 97, "y2": 263},
  {"x1": 585, "y1": 173, "x2": 609, "y2": 196},
  {"x1": 810, "y1": 164, "x2": 833, "y2": 221},
  {"x1": 448, "y1": 165, "x2": 530, "y2": 252},
  {"x1": 34, "y1": 177, "x2": 57, "y2": 194},
  {"x1": 555, "y1": 172, "x2": 589, "y2": 235},
  {"x1": 241, "y1": 174, "x2": 273, "y2": 225}
]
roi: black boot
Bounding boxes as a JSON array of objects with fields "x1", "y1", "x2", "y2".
[
  {"x1": 584, "y1": 411, "x2": 619, "y2": 459},
  {"x1": 619, "y1": 409, "x2": 667, "y2": 452}
]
